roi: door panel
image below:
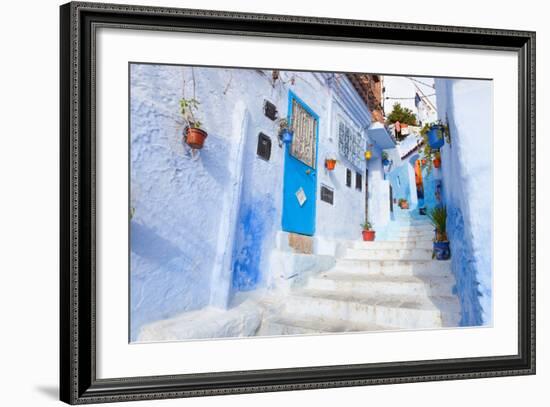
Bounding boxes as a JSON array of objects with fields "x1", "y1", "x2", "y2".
[{"x1": 282, "y1": 93, "x2": 319, "y2": 236}]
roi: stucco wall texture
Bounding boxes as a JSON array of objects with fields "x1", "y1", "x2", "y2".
[
  {"x1": 129, "y1": 64, "x2": 383, "y2": 339},
  {"x1": 435, "y1": 78, "x2": 493, "y2": 326}
]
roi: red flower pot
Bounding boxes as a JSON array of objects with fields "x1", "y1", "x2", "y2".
[
  {"x1": 325, "y1": 159, "x2": 337, "y2": 171},
  {"x1": 433, "y1": 157, "x2": 441, "y2": 168},
  {"x1": 362, "y1": 230, "x2": 376, "y2": 241},
  {"x1": 185, "y1": 127, "x2": 208, "y2": 149}
]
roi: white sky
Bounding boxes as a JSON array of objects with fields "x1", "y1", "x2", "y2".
[{"x1": 382, "y1": 75, "x2": 437, "y2": 123}]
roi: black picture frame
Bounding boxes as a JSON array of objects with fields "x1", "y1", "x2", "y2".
[{"x1": 60, "y1": 2, "x2": 536, "y2": 404}]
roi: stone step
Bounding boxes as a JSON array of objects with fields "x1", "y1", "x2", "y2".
[
  {"x1": 348, "y1": 240, "x2": 433, "y2": 250},
  {"x1": 398, "y1": 235, "x2": 434, "y2": 242},
  {"x1": 306, "y1": 272, "x2": 455, "y2": 297},
  {"x1": 343, "y1": 247, "x2": 433, "y2": 261},
  {"x1": 257, "y1": 315, "x2": 390, "y2": 336},
  {"x1": 399, "y1": 224, "x2": 435, "y2": 233},
  {"x1": 329, "y1": 259, "x2": 452, "y2": 277},
  {"x1": 283, "y1": 290, "x2": 461, "y2": 329},
  {"x1": 397, "y1": 228, "x2": 434, "y2": 237}
]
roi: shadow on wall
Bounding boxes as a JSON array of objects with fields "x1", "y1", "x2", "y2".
[
  {"x1": 131, "y1": 221, "x2": 186, "y2": 265},
  {"x1": 198, "y1": 132, "x2": 231, "y2": 185},
  {"x1": 130, "y1": 220, "x2": 214, "y2": 341}
]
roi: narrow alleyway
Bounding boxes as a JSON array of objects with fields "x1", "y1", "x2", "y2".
[{"x1": 259, "y1": 216, "x2": 461, "y2": 335}]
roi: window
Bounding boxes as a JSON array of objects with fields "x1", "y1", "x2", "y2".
[
  {"x1": 320, "y1": 185, "x2": 334, "y2": 205},
  {"x1": 338, "y1": 119, "x2": 366, "y2": 171},
  {"x1": 346, "y1": 168, "x2": 352, "y2": 187},
  {"x1": 355, "y1": 172, "x2": 362, "y2": 191}
]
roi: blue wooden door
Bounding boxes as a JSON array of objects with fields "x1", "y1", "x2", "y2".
[{"x1": 282, "y1": 92, "x2": 319, "y2": 236}]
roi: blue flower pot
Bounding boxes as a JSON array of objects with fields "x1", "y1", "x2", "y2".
[
  {"x1": 433, "y1": 241, "x2": 451, "y2": 260},
  {"x1": 382, "y1": 158, "x2": 390, "y2": 166},
  {"x1": 282, "y1": 130, "x2": 293, "y2": 145},
  {"x1": 427, "y1": 125, "x2": 445, "y2": 150}
]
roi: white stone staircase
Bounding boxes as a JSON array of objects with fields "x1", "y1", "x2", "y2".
[{"x1": 258, "y1": 219, "x2": 461, "y2": 335}]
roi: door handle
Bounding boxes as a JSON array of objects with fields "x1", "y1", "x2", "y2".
[{"x1": 305, "y1": 169, "x2": 311, "y2": 175}]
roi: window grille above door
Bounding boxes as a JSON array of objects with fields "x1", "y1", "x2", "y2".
[{"x1": 290, "y1": 99, "x2": 317, "y2": 168}]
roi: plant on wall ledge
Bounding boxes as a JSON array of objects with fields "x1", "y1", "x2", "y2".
[
  {"x1": 361, "y1": 221, "x2": 375, "y2": 241},
  {"x1": 180, "y1": 97, "x2": 208, "y2": 150},
  {"x1": 325, "y1": 156, "x2": 338, "y2": 171},
  {"x1": 427, "y1": 206, "x2": 451, "y2": 260}
]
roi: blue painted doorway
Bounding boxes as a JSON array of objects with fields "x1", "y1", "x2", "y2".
[{"x1": 282, "y1": 92, "x2": 319, "y2": 236}]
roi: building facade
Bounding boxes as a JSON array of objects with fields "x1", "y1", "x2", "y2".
[{"x1": 129, "y1": 64, "x2": 395, "y2": 340}]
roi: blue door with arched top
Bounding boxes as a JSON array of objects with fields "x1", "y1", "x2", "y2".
[{"x1": 282, "y1": 91, "x2": 319, "y2": 236}]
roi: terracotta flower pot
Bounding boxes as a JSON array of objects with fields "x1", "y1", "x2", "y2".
[
  {"x1": 399, "y1": 201, "x2": 409, "y2": 209},
  {"x1": 433, "y1": 157, "x2": 441, "y2": 168},
  {"x1": 362, "y1": 230, "x2": 375, "y2": 241},
  {"x1": 185, "y1": 127, "x2": 208, "y2": 149},
  {"x1": 325, "y1": 159, "x2": 337, "y2": 171}
]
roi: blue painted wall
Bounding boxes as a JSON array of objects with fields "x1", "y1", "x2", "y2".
[
  {"x1": 421, "y1": 167, "x2": 443, "y2": 212},
  {"x1": 387, "y1": 163, "x2": 413, "y2": 213},
  {"x1": 232, "y1": 198, "x2": 276, "y2": 291}
]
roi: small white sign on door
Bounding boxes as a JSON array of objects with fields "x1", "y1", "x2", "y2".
[{"x1": 295, "y1": 187, "x2": 307, "y2": 207}]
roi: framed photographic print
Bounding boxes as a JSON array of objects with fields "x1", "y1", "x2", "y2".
[{"x1": 60, "y1": 1, "x2": 535, "y2": 404}]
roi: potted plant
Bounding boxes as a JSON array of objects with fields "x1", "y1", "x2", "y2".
[
  {"x1": 398, "y1": 198, "x2": 409, "y2": 209},
  {"x1": 361, "y1": 221, "x2": 375, "y2": 241},
  {"x1": 420, "y1": 120, "x2": 449, "y2": 150},
  {"x1": 427, "y1": 206, "x2": 451, "y2": 260},
  {"x1": 325, "y1": 157, "x2": 337, "y2": 171},
  {"x1": 382, "y1": 151, "x2": 390, "y2": 166},
  {"x1": 180, "y1": 97, "x2": 207, "y2": 149},
  {"x1": 433, "y1": 151, "x2": 441, "y2": 168},
  {"x1": 278, "y1": 118, "x2": 294, "y2": 145}
]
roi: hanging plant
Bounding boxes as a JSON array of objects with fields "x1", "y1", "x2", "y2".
[
  {"x1": 180, "y1": 97, "x2": 208, "y2": 150},
  {"x1": 419, "y1": 122, "x2": 447, "y2": 175},
  {"x1": 420, "y1": 120, "x2": 449, "y2": 150}
]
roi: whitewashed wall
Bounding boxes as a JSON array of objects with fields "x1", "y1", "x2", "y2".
[
  {"x1": 315, "y1": 96, "x2": 368, "y2": 241},
  {"x1": 435, "y1": 78, "x2": 493, "y2": 326}
]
